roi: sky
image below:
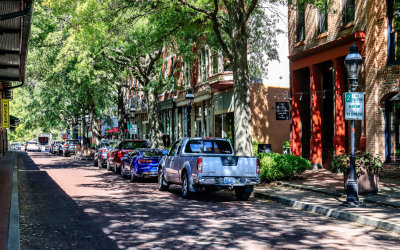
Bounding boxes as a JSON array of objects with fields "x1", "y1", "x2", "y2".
[{"x1": 263, "y1": 5, "x2": 289, "y2": 88}]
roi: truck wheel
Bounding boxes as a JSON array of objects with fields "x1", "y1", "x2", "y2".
[
  {"x1": 181, "y1": 172, "x2": 193, "y2": 199},
  {"x1": 94, "y1": 157, "x2": 98, "y2": 167},
  {"x1": 235, "y1": 186, "x2": 254, "y2": 201},
  {"x1": 157, "y1": 169, "x2": 169, "y2": 191}
]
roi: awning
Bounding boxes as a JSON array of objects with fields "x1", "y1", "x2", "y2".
[
  {"x1": 106, "y1": 127, "x2": 129, "y2": 133},
  {"x1": 0, "y1": 0, "x2": 33, "y2": 82}
]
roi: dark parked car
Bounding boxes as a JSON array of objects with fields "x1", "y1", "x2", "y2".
[
  {"x1": 62, "y1": 139, "x2": 80, "y2": 156},
  {"x1": 121, "y1": 148, "x2": 168, "y2": 180},
  {"x1": 94, "y1": 140, "x2": 114, "y2": 168},
  {"x1": 107, "y1": 140, "x2": 149, "y2": 174}
]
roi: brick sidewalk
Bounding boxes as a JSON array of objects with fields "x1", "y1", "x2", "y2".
[{"x1": 17, "y1": 152, "x2": 118, "y2": 249}]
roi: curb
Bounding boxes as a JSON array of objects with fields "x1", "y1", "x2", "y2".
[
  {"x1": 276, "y1": 181, "x2": 400, "y2": 208},
  {"x1": 254, "y1": 191, "x2": 400, "y2": 234},
  {"x1": 7, "y1": 152, "x2": 20, "y2": 250}
]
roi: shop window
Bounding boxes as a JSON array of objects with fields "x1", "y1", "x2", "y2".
[
  {"x1": 387, "y1": 0, "x2": 400, "y2": 65},
  {"x1": 296, "y1": 0, "x2": 305, "y2": 42},
  {"x1": 317, "y1": 2, "x2": 327, "y2": 34},
  {"x1": 342, "y1": 0, "x2": 354, "y2": 25}
]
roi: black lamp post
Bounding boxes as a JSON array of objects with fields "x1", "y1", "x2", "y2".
[
  {"x1": 78, "y1": 116, "x2": 82, "y2": 144},
  {"x1": 130, "y1": 107, "x2": 135, "y2": 139},
  {"x1": 185, "y1": 89, "x2": 194, "y2": 137},
  {"x1": 344, "y1": 44, "x2": 363, "y2": 205}
]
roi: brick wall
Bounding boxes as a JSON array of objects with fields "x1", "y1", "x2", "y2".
[
  {"x1": 365, "y1": 0, "x2": 400, "y2": 177},
  {"x1": 289, "y1": 0, "x2": 366, "y2": 56}
]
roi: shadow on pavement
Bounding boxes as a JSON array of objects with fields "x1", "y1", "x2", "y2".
[{"x1": 17, "y1": 152, "x2": 118, "y2": 249}]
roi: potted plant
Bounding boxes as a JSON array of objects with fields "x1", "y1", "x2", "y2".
[{"x1": 331, "y1": 151, "x2": 383, "y2": 195}]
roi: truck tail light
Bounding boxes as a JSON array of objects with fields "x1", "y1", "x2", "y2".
[
  {"x1": 256, "y1": 159, "x2": 260, "y2": 174},
  {"x1": 138, "y1": 159, "x2": 152, "y2": 164},
  {"x1": 197, "y1": 158, "x2": 203, "y2": 173}
]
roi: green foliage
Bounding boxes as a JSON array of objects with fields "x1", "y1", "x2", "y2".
[
  {"x1": 257, "y1": 153, "x2": 310, "y2": 182},
  {"x1": 331, "y1": 152, "x2": 383, "y2": 174},
  {"x1": 282, "y1": 141, "x2": 290, "y2": 152}
]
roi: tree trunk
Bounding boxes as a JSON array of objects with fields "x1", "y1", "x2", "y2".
[
  {"x1": 147, "y1": 89, "x2": 163, "y2": 148},
  {"x1": 230, "y1": 0, "x2": 253, "y2": 156},
  {"x1": 90, "y1": 108, "x2": 101, "y2": 146},
  {"x1": 117, "y1": 84, "x2": 125, "y2": 141}
]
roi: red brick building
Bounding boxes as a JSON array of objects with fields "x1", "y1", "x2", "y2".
[
  {"x1": 288, "y1": 0, "x2": 366, "y2": 169},
  {"x1": 289, "y1": 0, "x2": 400, "y2": 176}
]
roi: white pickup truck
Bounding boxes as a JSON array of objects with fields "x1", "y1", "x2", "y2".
[{"x1": 157, "y1": 137, "x2": 260, "y2": 200}]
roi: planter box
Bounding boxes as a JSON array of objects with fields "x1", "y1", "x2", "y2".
[{"x1": 344, "y1": 169, "x2": 379, "y2": 195}]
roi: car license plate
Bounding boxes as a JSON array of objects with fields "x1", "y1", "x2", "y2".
[{"x1": 224, "y1": 177, "x2": 235, "y2": 184}]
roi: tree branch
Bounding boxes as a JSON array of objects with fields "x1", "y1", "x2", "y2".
[{"x1": 245, "y1": 0, "x2": 259, "y2": 23}]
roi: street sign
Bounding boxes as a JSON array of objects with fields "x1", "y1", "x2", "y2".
[
  {"x1": 130, "y1": 124, "x2": 137, "y2": 135},
  {"x1": 1, "y1": 99, "x2": 10, "y2": 128},
  {"x1": 344, "y1": 92, "x2": 364, "y2": 120}
]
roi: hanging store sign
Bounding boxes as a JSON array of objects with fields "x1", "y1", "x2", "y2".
[
  {"x1": 1, "y1": 99, "x2": 10, "y2": 128},
  {"x1": 344, "y1": 92, "x2": 364, "y2": 120},
  {"x1": 276, "y1": 102, "x2": 290, "y2": 120}
]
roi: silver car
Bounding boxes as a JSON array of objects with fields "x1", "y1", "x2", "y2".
[{"x1": 26, "y1": 142, "x2": 40, "y2": 152}]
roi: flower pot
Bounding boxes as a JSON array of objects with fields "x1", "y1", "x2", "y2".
[{"x1": 343, "y1": 169, "x2": 379, "y2": 195}]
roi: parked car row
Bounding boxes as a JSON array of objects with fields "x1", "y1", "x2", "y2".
[
  {"x1": 49, "y1": 139, "x2": 80, "y2": 156},
  {"x1": 99, "y1": 137, "x2": 260, "y2": 201}
]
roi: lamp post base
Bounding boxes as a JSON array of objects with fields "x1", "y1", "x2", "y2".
[{"x1": 343, "y1": 179, "x2": 359, "y2": 206}]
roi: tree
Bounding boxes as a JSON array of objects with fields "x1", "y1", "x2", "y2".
[{"x1": 164, "y1": 0, "x2": 282, "y2": 156}]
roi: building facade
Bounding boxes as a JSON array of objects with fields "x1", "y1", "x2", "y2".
[
  {"x1": 289, "y1": 0, "x2": 400, "y2": 176},
  {"x1": 125, "y1": 46, "x2": 290, "y2": 153},
  {"x1": 289, "y1": 0, "x2": 366, "y2": 169}
]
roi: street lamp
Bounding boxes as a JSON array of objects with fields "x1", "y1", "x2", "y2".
[
  {"x1": 344, "y1": 44, "x2": 363, "y2": 205},
  {"x1": 77, "y1": 116, "x2": 82, "y2": 144},
  {"x1": 185, "y1": 89, "x2": 194, "y2": 137},
  {"x1": 130, "y1": 107, "x2": 135, "y2": 139}
]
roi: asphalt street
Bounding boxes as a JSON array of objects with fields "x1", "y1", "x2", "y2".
[{"x1": 17, "y1": 151, "x2": 400, "y2": 249}]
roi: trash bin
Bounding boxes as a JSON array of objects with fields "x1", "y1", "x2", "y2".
[{"x1": 258, "y1": 144, "x2": 271, "y2": 154}]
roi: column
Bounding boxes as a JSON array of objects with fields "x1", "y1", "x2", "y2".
[
  {"x1": 310, "y1": 64, "x2": 322, "y2": 168},
  {"x1": 290, "y1": 70, "x2": 302, "y2": 156},
  {"x1": 332, "y1": 58, "x2": 346, "y2": 155}
]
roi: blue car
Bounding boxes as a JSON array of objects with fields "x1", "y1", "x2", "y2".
[{"x1": 121, "y1": 148, "x2": 168, "y2": 181}]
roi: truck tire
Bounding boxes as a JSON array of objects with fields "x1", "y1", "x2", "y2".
[
  {"x1": 94, "y1": 157, "x2": 98, "y2": 167},
  {"x1": 235, "y1": 186, "x2": 254, "y2": 201},
  {"x1": 157, "y1": 169, "x2": 169, "y2": 191},
  {"x1": 181, "y1": 172, "x2": 193, "y2": 199}
]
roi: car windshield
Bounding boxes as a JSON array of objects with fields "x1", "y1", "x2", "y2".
[
  {"x1": 141, "y1": 150, "x2": 164, "y2": 157},
  {"x1": 120, "y1": 141, "x2": 148, "y2": 150},
  {"x1": 29, "y1": 142, "x2": 36, "y2": 145},
  {"x1": 184, "y1": 140, "x2": 233, "y2": 154},
  {"x1": 67, "y1": 140, "x2": 79, "y2": 145}
]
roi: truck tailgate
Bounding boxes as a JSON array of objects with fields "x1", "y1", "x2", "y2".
[{"x1": 201, "y1": 156, "x2": 257, "y2": 177}]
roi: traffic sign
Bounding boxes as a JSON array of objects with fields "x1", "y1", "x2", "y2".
[{"x1": 344, "y1": 92, "x2": 364, "y2": 120}]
